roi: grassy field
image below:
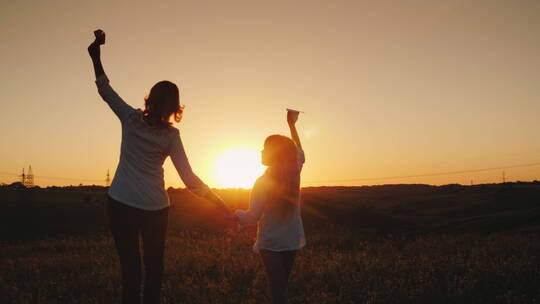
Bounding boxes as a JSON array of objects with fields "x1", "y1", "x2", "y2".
[{"x1": 1, "y1": 183, "x2": 540, "y2": 303}]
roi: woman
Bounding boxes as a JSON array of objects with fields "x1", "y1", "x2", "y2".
[
  {"x1": 235, "y1": 110, "x2": 305, "y2": 304},
  {"x1": 88, "y1": 30, "x2": 233, "y2": 304}
]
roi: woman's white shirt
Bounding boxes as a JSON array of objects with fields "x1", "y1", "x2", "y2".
[
  {"x1": 235, "y1": 149, "x2": 306, "y2": 252},
  {"x1": 95, "y1": 74, "x2": 209, "y2": 210}
]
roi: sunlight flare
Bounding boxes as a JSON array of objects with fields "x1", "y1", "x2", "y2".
[{"x1": 212, "y1": 147, "x2": 266, "y2": 188}]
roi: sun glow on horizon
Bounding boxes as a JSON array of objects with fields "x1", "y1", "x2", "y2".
[{"x1": 212, "y1": 147, "x2": 266, "y2": 188}]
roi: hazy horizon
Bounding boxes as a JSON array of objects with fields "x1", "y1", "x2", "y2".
[{"x1": 1, "y1": 0, "x2": 539, "y2": 188}]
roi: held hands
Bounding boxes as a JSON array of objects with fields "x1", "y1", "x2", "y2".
[
  {"x1": 206, "y1": 191, "x2": 238, "y2": 223},
  {"x1": 215, "y1": 199, "x2": 241, "y2": 235},
  {"x1": 219, "y1": 205, "x2": 243, "y2": 236},
  {"x1": 224, "y1": 211, "x2": 238, "y2": 223},
  {"x1": 218, "y1": 203, "x2": 238, "y2": 223},
  {"x1": 218, "y1": 202, "x2": 244, "y2": 235}
]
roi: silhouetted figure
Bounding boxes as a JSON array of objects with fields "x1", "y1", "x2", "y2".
[
  {"x1": 88, "y1": 30, "x2": 234, "y2": 304},
  {"x1": 235, "y1": 110, "x2": 305, "y2": 304}
]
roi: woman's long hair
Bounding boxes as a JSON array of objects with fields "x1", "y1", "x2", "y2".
[
  {"x1": 143, "y1": 81, "x2": 184, "y2": 128},
  {"x1": 262, "y1": 135, "x2": 300, "y2": 220}
]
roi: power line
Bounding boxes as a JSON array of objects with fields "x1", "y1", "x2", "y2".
[
  {"x1": 0, "y1": 171, "x2": 103, "y2": 182},
  {"x1": 302, "y1": 162, "x2": 540, "y2": 184},
  {"x1": 0, "y1": 171, "x2": 19, "y2": 176},
  {"x1": 35, "y1": 175, "x2": 104, "y2": 182},
  {"x1": 1, "y1": 161, "x2": 539, "y2": 185}
]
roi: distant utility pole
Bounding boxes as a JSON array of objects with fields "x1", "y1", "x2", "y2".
[
  {"x1": 26, "y1": 165, "x2": 34, "y2": 187},
  {"x1": 20, "y1": 166, "x2": 34, "y2": 187},
  {"x1": 502, "y1": 171, "x2": 506, "y2": 184},
  {"x1": 105, "y1": 169, "x2": 110, "y2": 187}
]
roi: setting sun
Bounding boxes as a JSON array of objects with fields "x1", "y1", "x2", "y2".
[{"x1": 212, "y1": 148, "x2": 266, "y2": 188}]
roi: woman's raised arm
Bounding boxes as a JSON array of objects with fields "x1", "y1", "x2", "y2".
[
  {"x1": 88, "y1": 30, "x2": 105, "y2": 78},
  {"x1": 88, "y1": 30, "x2": 136, "y2": 121}
]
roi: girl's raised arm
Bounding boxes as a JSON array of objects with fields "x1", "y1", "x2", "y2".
[{"x1": 287, "y1": 110, "x2": 302, "y2": 149}]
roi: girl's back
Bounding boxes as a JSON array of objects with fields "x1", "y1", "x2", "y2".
[{"x1": 237, "y1": 147, "x2": 306, "y2": 252}]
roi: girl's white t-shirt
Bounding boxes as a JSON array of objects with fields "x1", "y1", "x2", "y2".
[
  {"x1": 95, "y1": 74, "x2": 209, "y2": 210},
  {"x1": 235, "y1": 149, "x2": 306, "y2": 252}
]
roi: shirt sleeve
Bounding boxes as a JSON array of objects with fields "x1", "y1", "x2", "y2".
[
  {"x1": 168, "y1": 129, "x2": 210, "y2": 197},
  {"x1": 235, "y1": 177, "x2": 267, "y2": 225},
  {"x1": 95, "y1": 74, "x2": 136, "y2": 122}
]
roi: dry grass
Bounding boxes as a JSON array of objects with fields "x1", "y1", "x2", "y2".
[
  {"x1": 2, "y1": 231, "x2": 540, "y2": 303},
  {"x1": 2, "y1": 184, "x2": 540, "y2": 303}
]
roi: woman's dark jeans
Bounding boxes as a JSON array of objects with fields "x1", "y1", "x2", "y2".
[{"x1": 107, "y1": 196, "x2": 169, "y2": 304}]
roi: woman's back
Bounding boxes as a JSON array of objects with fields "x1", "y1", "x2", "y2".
[
  {"x1": 96, "y1": 75, "x2": 209, "y2": 210},
  {"x1": 112, "y1": 110, "x2": 178, "y2": 210}
]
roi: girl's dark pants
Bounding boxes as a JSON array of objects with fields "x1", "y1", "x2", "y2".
[
  {"x1": 259, "y1": 249, "x2": 297, "y2": 304},
  {"x1": 107, "y1": 196, "x2": 169, "y2": 304}
]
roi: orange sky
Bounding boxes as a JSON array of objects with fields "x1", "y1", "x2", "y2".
[{"x1": 1, "y1": 0, "x2": 539, "y2": 188}]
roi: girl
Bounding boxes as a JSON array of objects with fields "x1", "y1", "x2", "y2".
[
  {"x1": 88, "y1": 30, "x2": 233, "y2": 304},
  {"x1": 235, "y1": 110, "x2": 305, "y2": 304}
]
